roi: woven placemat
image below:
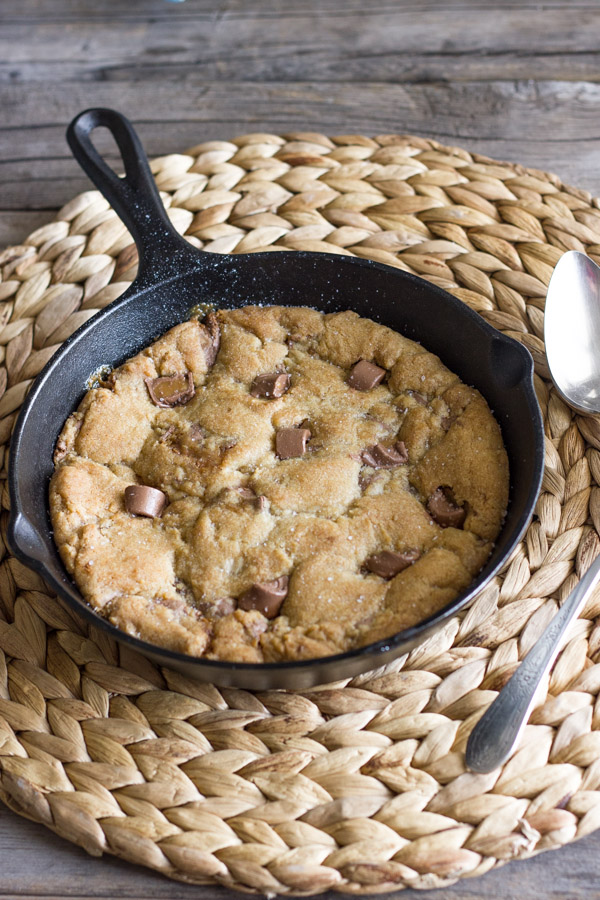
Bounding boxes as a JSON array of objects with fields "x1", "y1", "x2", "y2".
[{"x1": 1, "y1": 131, "x2": 600, "y2": 895}]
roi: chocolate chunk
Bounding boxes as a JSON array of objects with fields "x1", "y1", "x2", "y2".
[
  {"x1": 347, "y1": 359, "x2": 387, "y2": 391},
  {"x1": 427, "y1": 486, "x2": 466, "y2": 528},
  {"x1": 145, "y1": 372, "x2": 195, "y2": 408},
  {"x1": 236, "y1": 487, "x2": 269, "y2": 510},
  {"x1": 441, "y1": 415, "x2": 456, "y2": 431},
  {"x1": 361, "y1": 440, "x2": 408, "y2": 468},
  {"x1": 395, "y1": 440, "x2": 408, "y2": 461},
  {"x1": 250, "y1": 372, "x2": 291, "y2": 399},
  {"x1": 364, "y1": 549, "x2": 421, "y2": 579},
  {"x1": 238, "y1": 576, "x2": 289, "y2": 619},
  {"x1": 359, "y1": 472, "x2": 373, "y2": 491},
  {"x1": 276, "y1": 427, "x2": 311, "y2": 459},
  {"x1": 408, "y1": 391, "x2": 428, "y2": 406},
  {"x1": 202, "y1": 311, "x2": 221, "y2": 367},
  {"x1": 125, "y1": 484, "x2": 167, "y2": 518}
]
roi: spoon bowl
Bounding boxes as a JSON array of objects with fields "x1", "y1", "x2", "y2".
[{"x1": 545, "y1": 250, "x2": 600, "y2": 414}]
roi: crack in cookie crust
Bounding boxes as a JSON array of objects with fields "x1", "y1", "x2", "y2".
[{"x1": 49, "y1": 306, "x2": 509, "y2": 662}]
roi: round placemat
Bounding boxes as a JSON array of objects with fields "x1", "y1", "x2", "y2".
[{"x1": 2, "y1": 131, "x2": 600, "y2": 894}]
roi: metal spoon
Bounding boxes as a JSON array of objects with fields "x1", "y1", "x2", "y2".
[{"x1": 466, "y1": 250, "x2": 600, "y2": 773}]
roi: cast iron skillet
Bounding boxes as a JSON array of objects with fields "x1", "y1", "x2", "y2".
[{"x1": 7, "y1": 108, "x2": 544, "y2": 689}]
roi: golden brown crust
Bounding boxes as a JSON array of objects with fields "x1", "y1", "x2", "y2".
[{"x1": 50, "y1": 306, "x2": 509, "y2": 662}]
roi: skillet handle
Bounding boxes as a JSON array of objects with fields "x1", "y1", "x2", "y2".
[{"x1": 67, "y1": 108, "x2": 193, "y2": 276}]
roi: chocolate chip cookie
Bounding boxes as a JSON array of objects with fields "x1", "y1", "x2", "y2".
[{"x1": 49, "y1": 305, "x2": 509, "y2": 662}]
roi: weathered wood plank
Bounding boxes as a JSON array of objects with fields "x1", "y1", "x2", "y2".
[
  {"x1": 2, "y1": 80, "x2": 600, "y2": 221},
  {"x1": 2, "y1": 3, "x2": 600, "y2": 85},
  {"x1": 0, "y1": 210, "x2": 55, "y2": 246},
  {"x1": 4, "y1": 56, "x2": 600, "y2": 86},
  {"x1": 1, "y1": 804, "x2": 600, "y2": 899},
  {"x1": 5, "y1": 80, "x2": 600, "y2": 148},
  {"x1": 2, "y1": 0, "x2": 600, "y2": 16}
]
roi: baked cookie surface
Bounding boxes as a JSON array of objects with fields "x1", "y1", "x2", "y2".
[{"x1": 50, "y1": 305, "x2": 509, "y2": 662}]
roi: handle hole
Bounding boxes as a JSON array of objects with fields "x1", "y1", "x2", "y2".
[{"x1": 88, "y1": 125, "x2": 126, "y2": 179}]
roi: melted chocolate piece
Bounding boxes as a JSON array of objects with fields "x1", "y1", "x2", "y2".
[
  {"x1": 427, "y1": 487, "x2": 466, "y2": 528},
  {"x1": 359, "y1": 471, "x2": 376, "y2": 491},
  {"x1": 238, "y1": 576, "x2": 289, "y2": 619},
  {"x1": 236, "y1": 487, "x2": 269, "y2": 510},
  {"x1": 250, "y1": 372, "x2": 291, "y2": 399},
  {"x1": 124, "y1": 484, "x2": 168, "y2": 518},
  {"x1": 364, "y1": 549, "x2": 421, "y2": 579},
  {"x1": 441, "y1": 415, "x2": 457, "y2": 431},
  {"x1": 276, "y1": 427, "x2": 311, "y2": 459},
  {"x1": 408, "y1": 391, "x2": 428, "y2": 406},
  {"x1": 202, "y1": 311, "x2": 221, "y2": 367},
  {"x1": 347, "y1": 359, "x2": 387, "y2": 391},
  {"x1": 145, "y1": 372, "x2": 195, "y2": 408},
  {"x1": 361, "y1": 440, "x2": 408, "y2": 468}
]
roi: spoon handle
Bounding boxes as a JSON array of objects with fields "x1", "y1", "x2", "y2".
[{"x1": 466, "y1": 553, "x2": 600, "y2": 774}]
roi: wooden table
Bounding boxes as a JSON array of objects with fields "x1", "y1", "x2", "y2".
[{"x1": 2, "y1": 1, "x2": 600, "y2": 897}]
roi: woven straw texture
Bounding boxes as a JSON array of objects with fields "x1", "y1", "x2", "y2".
[{"x1": 2, "y1": 131, "x2": 600, "y2": 894}]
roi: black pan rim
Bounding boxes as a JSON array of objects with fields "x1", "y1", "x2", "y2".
[{"x1": 8, "y1": 249, "x2": 545, "y2": 678}]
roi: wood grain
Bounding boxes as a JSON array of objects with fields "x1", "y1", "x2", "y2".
[
  {"x1": 2, "y1": 1, "x2": 600, "y2": 84},
  {"x1": 3, "y1": 80, "x2": 600, "y2": 219},
  {"x1": 3, "y1": 0, "x2": 600, "y2": 241}
]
